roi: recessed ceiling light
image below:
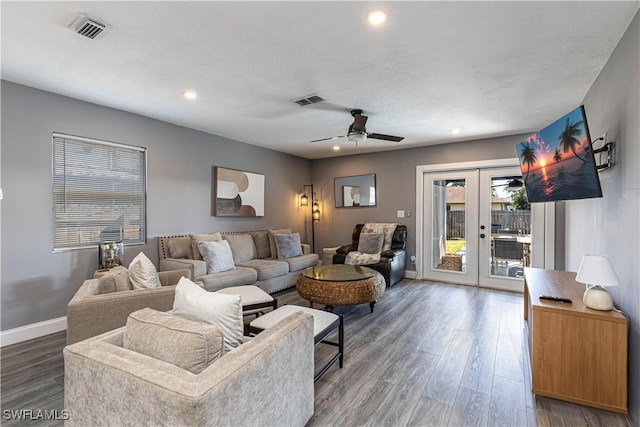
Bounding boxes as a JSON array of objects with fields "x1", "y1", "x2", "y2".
[
  {"x1": 451, "y1": 128, "x2": 461, "y2": 135},
  {"x1": 183, "y1": 90, "x2": 197, "y2": 100},
  {"x1": 333, "y1": 145, "x2": 340, "y2": 151},
  {"x1": 367, "y1": 10, "x2": 387, "y2": 26}
]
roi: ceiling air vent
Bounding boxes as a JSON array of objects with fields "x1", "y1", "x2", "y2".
[
  {"x1": 69, "y1": 14, "x2": 107, "y2": 40},
  {"x1": 294, "y1": 94, "x2": 325, "y2": 107}
]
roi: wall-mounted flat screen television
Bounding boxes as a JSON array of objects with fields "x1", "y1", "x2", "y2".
[{"x1": 516, "y1": 105, "x2": 602, "y2": 203}]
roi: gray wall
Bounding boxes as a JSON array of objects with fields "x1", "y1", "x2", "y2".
[
  {"x1": 1, "y1": 81, "x2": 311, "y2": 330},
  {"x1": 311, "y1": 134, "x2": 530, "y2": 268},
  {"x1": 568, "y1": 12, "x2": 639, "y2": 421}
]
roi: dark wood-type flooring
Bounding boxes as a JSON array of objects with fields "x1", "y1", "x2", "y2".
[{"x1": 1, "y1": 279, "x2": 632, "y2": 426}]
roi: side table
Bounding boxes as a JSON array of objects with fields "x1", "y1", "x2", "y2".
[{"x1": 322, "y1": 246, "x2": 340, "y2": 265}]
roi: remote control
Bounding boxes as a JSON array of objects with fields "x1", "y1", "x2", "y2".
[{"x1": 539, "y1": 295, "x2": 572, "y2": 303}]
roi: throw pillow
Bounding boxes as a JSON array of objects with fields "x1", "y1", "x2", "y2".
[
  {"x1": 274, "y1": 233, "x2": 303, "y2": 259},
  {"x1": 222, "y1": 234, "x2": 257, "y2": 263},
  {"x1": 173, "y1": 277, "x2": 243, "y2": 352},
  {"x1": 108, "y1": 266, "x2": 131, "y2": 291},
  {"x1": 129, "y1": 253, "x2": 160, "y2": 290},
  {"x1": 97, "y1": 277, "x2": 117, "y2": 294},
  {"x1": 268, "y1": 228, "x2": 291, "y2": 259},
  {"x1": 97, "y1": 266, "x2": 131, "y2": 293},
  {"x1": 251, "y1": 230, "x2": 271, "y2": 259},
  {"x1": 198, "y1": 240, "x2": 235, "y2": 274},
  {"x1": 189, "y1": 232, "x2": 223, "y2": 260},
  {"x1": 123, "y1": 308, "x2": 224, "y2": 375},
  {"x1": 362, "y1": 223, "x2": 398, "y2": 251},
  {"x1": 357, "y1": 232, "x2": 384, "y2": 254},
  {"x1": 167, "y1": 237, "x2": 191, "y2": 259}
]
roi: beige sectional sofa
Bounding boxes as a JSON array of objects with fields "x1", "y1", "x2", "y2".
[
  {"x1": 64, "y1": 310, "x2": 315, "y2": 427},
  {"x1": 159, "y1": 229, "x2": 320, "y2": 294}
]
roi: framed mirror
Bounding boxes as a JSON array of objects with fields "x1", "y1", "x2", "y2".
[{"x1": 334, "y1": 174, "x2": 377, "y2": 207}]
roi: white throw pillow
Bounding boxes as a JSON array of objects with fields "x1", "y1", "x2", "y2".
[
  {"x1": 190, "y1": 232, "x2": 223, "y2": 260},
  {"x1": 128, "y1": 252, "x2": 160, "y2": 290},
  {"x1": 173, "y1": 277, "x2": 243, "y2": 352},
  {"x1": 198, "y1": 240, "x2": 235, "y2": 273}
]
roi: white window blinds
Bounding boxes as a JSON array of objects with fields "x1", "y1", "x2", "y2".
[{"x1": 52, "y1": 133, "x2": 147, "y2": 251}]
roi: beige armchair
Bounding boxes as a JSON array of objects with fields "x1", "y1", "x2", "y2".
[
  {"x1": 66, "y1": 269, "x2": 190, "y2": 344},
  {"x1": 64, "y1": 311, "x2": 315, "y2": 427}
]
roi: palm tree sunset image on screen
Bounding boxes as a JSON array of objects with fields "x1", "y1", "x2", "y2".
[
  {"x1": 519, "y1": 142, "x2": 537, "y2": 181},
  {"x1": 553, "y1": 148, "x2": 563, "y2": 163},
  {"x1": 516, "y1": 106, "x2": 602, "y2": 203},
  {"x1": 559, "y1": 117, "x2": 588, "y2": 162}
]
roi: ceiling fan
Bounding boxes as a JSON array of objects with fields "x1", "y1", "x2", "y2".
[
  {"x1": 491, "y1": 177, "x2": 524, "y2": 189},
  {"x1": 309, "y1": 109, "x2": 404, "y2": 145}
]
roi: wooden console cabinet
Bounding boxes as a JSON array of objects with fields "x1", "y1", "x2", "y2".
[{"x1": 523, "y1": 268, "x2": 628, "y2": 414}]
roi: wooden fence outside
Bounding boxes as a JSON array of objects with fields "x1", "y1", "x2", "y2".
[{"x1": 446, "y1": 210, "x2": 531, "y2": 239}]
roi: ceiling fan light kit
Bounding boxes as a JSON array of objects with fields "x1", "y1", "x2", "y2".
[{"x1": 347, "y1": 131, "x2": 367, "y2": 144}]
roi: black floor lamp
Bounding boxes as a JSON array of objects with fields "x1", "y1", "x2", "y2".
[{"x1": 300, "y1": 184, "x2": 320, "y2": 253}]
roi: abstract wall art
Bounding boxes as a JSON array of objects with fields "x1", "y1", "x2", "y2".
[{"x1": 212, "y1": 166, "x2": 265, "y2": 217}]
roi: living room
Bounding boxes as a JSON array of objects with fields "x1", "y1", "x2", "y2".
[{"x1": 1, "y1": 2, "x2": 639, "y2": 426}]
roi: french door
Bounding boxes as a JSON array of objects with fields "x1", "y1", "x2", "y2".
[
  {"x1": 420, "y1": 163, "x2": 549, "y2": 292},
  {"x1": 423, "y1": 170, "x2": 480, "y2": 286}
]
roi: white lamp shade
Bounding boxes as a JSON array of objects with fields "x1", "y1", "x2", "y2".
[
  {"x1": 575, "y1": 255, "x2": 620, "y2": 287},
  {"x1": 347, "y1": 132, "x2": 367, "y2": 144}
]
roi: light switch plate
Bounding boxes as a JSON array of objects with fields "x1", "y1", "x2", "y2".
[{"x1": 397, "y1": 210, "x2": 405, "y2": 218}]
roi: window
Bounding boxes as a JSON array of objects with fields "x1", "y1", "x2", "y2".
[{"x1": 52, "y1": 133, "x2": 147, "y2": 251}]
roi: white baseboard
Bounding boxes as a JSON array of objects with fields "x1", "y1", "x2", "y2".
[
  {"x1": 1, "y1": 271, "x2": 421, "y2": 346},
  {"x1": 1, "y1": 317, "x2": 67, "y2": 347},
  {"x1": 404, "y1": 270, "x2": 418, "y2": 279}
]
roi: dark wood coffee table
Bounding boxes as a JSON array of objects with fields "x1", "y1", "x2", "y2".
[{"x1": 296, "y1": 264, "x2": 385, "y2": 313}]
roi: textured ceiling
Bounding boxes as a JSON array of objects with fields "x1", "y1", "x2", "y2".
[{"x1": 2, "y1": 1, "x2": 638, "y2": 159}]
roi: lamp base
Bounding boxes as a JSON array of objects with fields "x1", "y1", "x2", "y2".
[{"x1": 582, "y1": 285, "x2": 613, "y2": 311}]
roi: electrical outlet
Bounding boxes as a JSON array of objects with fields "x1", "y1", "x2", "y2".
[{"x1": 397, "y1": 210, "x2": 405, "y2": 218}]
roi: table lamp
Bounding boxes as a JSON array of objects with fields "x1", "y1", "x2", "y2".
[{"x1": 575, "y1": 254, "x2": 620, "y2": 311}]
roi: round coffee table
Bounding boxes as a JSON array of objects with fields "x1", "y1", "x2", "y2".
[{"x1": 296, "y1": 264, "x2": 385, "y2": 313}]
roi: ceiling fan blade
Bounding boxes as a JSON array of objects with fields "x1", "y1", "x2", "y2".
[
  {"x1": 352, "y1": 114, "x2": 368, "y2": 132},
  {"x1": 491, "y1": 178, "x2": 524, "y2": 188},
  {"x1": 367, "y1": 133, "x2": 404, "y2": 142},
  {"x1": 309, "y1": 135, "x2": 344, "y2": 143}
]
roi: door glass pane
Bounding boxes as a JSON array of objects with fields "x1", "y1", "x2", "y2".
[
  {"x1": 489, "y1": 176, "x2": 531, "y2": 278},
  {"x1": 432, "y1": 179, "x2": 466, "y2": 272}
]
